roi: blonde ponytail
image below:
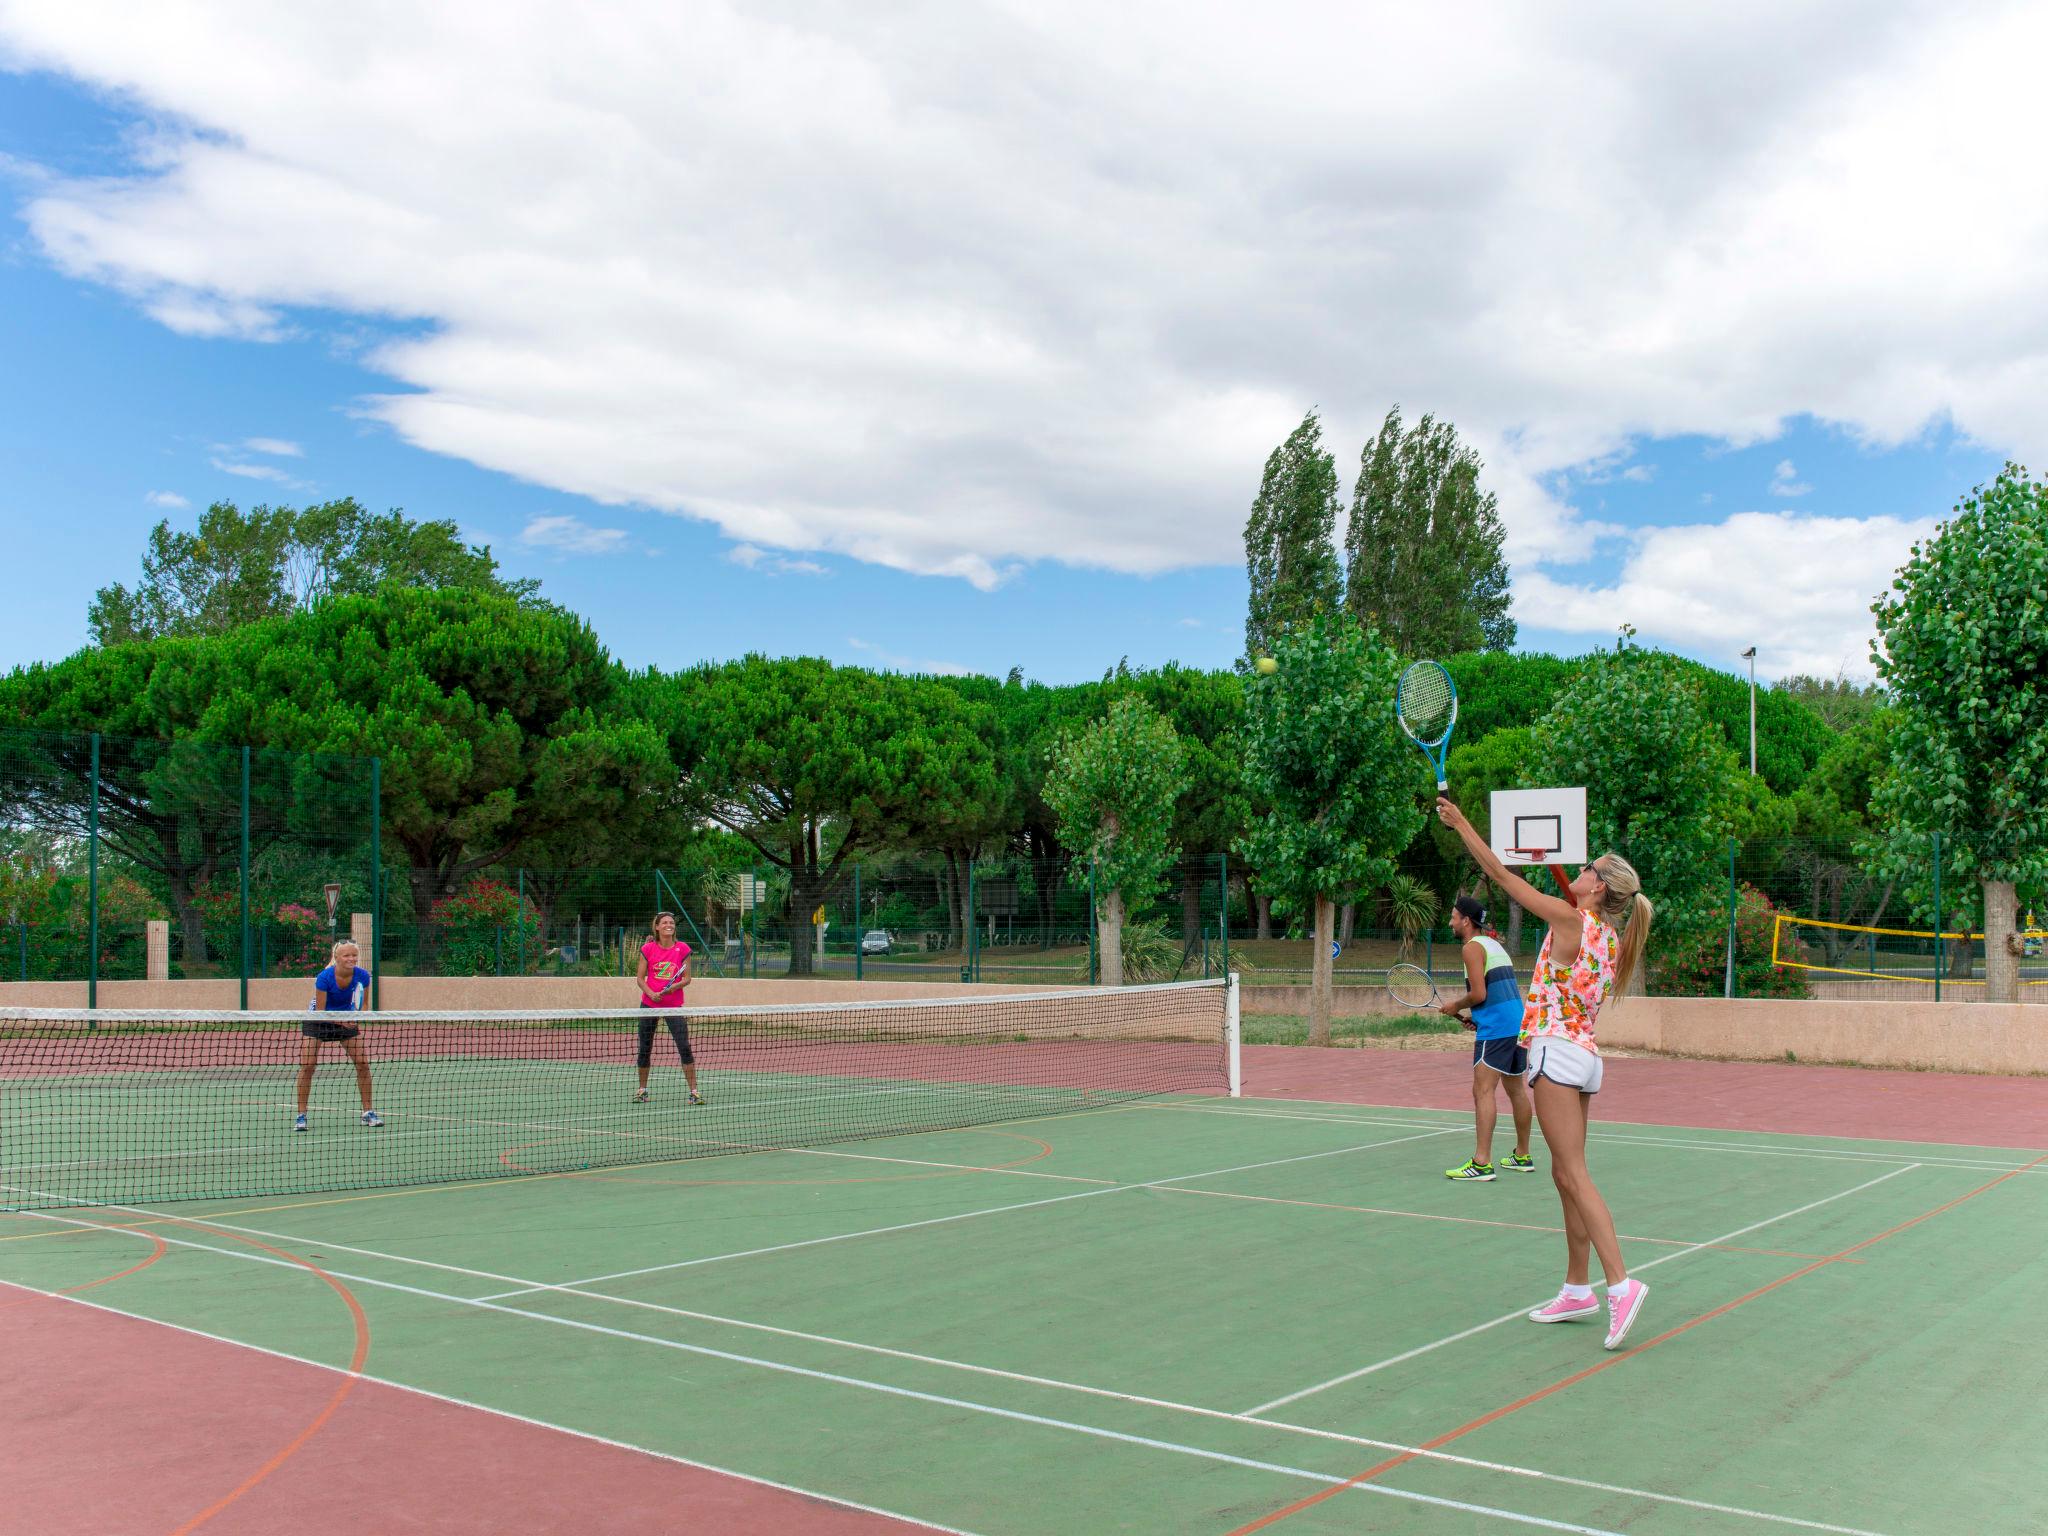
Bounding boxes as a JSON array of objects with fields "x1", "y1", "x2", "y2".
[{"x1": 1592, "y1": 854, "x2": 1653, "y2": 995}]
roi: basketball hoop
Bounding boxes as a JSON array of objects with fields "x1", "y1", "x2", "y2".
[{"x1": 1506, "y1": 851, "x2": 1577, "y2": 908}]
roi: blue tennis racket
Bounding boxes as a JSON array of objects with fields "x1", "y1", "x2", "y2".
[{"x1": 1396, "y1": 660, "x2": 1458, "y2": 791}]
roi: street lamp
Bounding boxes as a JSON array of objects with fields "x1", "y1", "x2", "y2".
[{"x1": 1739, "y1": 648, "x2": 1757, "y2": 775}]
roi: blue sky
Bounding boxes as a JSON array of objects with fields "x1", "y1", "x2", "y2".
[{"x1": 1, "y1": 12, "x2": 2029, "y2": 685}]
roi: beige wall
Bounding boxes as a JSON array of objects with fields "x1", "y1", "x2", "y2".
[
  {"x1": 1598, "y1": 994, "x2": 2048, "y2": 1076},
  {"x1": 1235, "y1": 984, "x2": 2045, "y2": 1076}
]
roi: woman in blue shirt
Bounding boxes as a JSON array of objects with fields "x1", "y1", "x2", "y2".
[
  {"x1": 1440, "y1": 895, "x2": 1534, "y2": 1181},
  {"x1": 295, "y1": 939, "x2": 381, "y2": 1132}
]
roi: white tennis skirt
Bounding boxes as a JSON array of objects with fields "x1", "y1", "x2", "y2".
[{"x1": 1525, "y1": 1034, "x2": 1604, "y2": 1095}]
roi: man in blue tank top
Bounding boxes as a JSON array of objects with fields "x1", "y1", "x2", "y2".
[{"x1": 1440, "y1": 895, "x2": 1536, "y2": 1181}]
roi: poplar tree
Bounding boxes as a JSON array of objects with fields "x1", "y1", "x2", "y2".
[
  {"x1": 1343, "y1": 407, "x2": 1515, "y2": 654},
  {"x1": 1244, "y1": 412, "x2": 1342, "y2": 664}
]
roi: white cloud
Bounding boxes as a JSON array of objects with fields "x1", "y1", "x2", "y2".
[
  {"x1": 1621, "y1": 464, "x2": 1655, "y2": 484},
  {"x1": 846, "y1": 637, "x2": 974, "y2": 676},
  {"x1": 1769, "y1": 459, "x2": 1812, "y2": 497},
  {"x1": 1516, "y1": 509, "x2": 1934, "y2": 679},
  {"x1": 5, "y1": 2, "x2": 2045, "y2": 594},
  {"x1": 1177, "y1": 617, "x2": 1203, "y2": 628},
  {"x1": 242, "y1": 437, "x2": 302, "y2": 457},
  {"x1": 143, "y1": 489, "x2": 188, "y2": 508},
  {"x1": 729, "y1": 543, "x2": 828, "y2": 576},
  {"x1": 210, "y1": 457, "x2": 294, "y2": 483},
  {"x1": 520, "y1": 513, "x2": 629, "y2": 555}
]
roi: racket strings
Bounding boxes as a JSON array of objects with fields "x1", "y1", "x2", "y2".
[{"x1": 1397, "y1": 662, "x2": 1455, "y2": 743}]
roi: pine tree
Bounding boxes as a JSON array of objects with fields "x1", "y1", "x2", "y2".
[
  {"x1": 1342, "y1": 407, "x2": 1516, "y2": 655},
  {"x1": 1243, "y1": 412, "x2": 1342, "y2": 663}
]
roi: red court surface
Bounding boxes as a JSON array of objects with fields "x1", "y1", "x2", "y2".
[
  {"x1": 1, "y1": 1282, "x2": 929, "y2": 1536},
  {"x1": 1243, "y1": 1042, "x2": 2048, "y2": 1146}
]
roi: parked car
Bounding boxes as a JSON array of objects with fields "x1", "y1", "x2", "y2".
[{"x1": 860, "y1": 928, "x2": 893, "y2": 956}]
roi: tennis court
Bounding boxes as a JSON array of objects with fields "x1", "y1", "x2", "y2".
[{"x1": 4, "y1": 991, "x2": 2045, "y2": 1535}]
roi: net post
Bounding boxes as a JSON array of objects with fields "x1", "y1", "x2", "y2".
[
  {"x1": 87, "y1": 732, "x2": 99, "y2": 1012},
  {"x1": 854, "y1": 863, "x2": 863, "y2": 982},
  {"x1": 1722, "y1": 837, "x2": 1738, "y2": 999},
  {"x1": 240, "y1": 744, "x2": 251, "y2": 1011},
  {"x1": 370, "y1": 756, "x2": 382, "y2": 1011},
  {"x1": 1225, "y1": 971, "x2": 1242, "y2": 1098}
]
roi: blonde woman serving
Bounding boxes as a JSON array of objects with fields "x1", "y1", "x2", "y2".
[{"x1": 1436, "y1": 797, "x2": 1655, "y2": 1351}]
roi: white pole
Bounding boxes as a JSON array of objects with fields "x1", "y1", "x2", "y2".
[
  {"x1": 1742, "y1": 648, "x2": 1758, "y2": 775},
  {"x1": 1225, "y1": 971, "x2": 1242, "y2": 1099}
]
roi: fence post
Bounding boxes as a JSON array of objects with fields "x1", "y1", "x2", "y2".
[
  {"x1": 748, "y1": 867, "x2": 759, "y2": 979},
  {"x1": 495, "y1": 926, "x2": 503, "y2": 976},
  {"x1": 370, "y1": 757, "x2": 382, "y2": 1010},
  {"x1": 517, "y1": 867, "x2": 525, "y2": 975},
  {"x1": 239, "y1": 744, "x2": 251, "y2": 1011},
  {"x1": 87, "y1": 733, "x2": 100, "y2": 1011},
  {"x1": 966, "y1": 863, "x2": 978, "y2": 983},
  {"x1": 1932, "y1": 831, "x2": 1943, "y2": 1004},
  {"x1": 854, "y1": 864, "x2": 863, "y2": 982},
  {"x1": 1218, "y1": 850, "x2": 1230, "y2": 977},
  {"x1": 1722, "y1": 838, "x2": 1738, "y2": 999},
  {"x1": 1088, "y1": 863, "x2": 1098, "y2": 986}
]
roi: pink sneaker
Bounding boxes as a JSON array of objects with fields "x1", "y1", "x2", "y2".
[
  {"x1": 1527, "y1": 1289, "x2": 1601, "y2": 1324},
  {"x1": 1603, "y1": 1279, "x2": 1650, "y2": 1350}
]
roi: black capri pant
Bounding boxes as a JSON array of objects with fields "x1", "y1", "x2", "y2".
[{"x1": 636, "y1": 1012, "x2": 695, "y2": 1067}]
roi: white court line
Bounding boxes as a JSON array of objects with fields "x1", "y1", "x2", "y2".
[
  {"x1": 0, "y1": 1278, "x2": 987, "y2": 1536},
  {"x1": 478, "y1": 1124, "x2": 1464, "y2": 1299},
  {"x1": 1166, "y1": 1101, "x2": 2048, "y2": 1174},
  {"x1": 62, "y1": 1205, "x2": 1888, "y2": 1536},
  {"x1": 3, "y1": 1216, "x2": 1628, "y2": 1536},
  {"x1": 1241, "y1": 1164, "x2": 1920, "y2": 1417}
]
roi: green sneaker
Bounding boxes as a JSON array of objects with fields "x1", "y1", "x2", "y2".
[
  {"x1": 1502, "y1": 1151, "x2": 1537, "y2": 1173},
  {"x1": 1445, "y1": 1159, "x2": 1496, "y2": 1182}
]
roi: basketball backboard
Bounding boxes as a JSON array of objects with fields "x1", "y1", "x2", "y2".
[{"x1": 1489, "y1": 787, "x2": 1587, "y2": 867}]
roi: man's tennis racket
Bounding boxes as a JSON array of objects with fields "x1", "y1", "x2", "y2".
[
  {"x1": 1396, "y1": 660, "x2": 1458, "y2": 791},
  {"x1": 1388, "y1": 962, "x2": 1471, "y2": 1026}
]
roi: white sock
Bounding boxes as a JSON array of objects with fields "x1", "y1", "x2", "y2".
[
  {"x1": 1606, "y1": 1278, "x2": 1634, "y2": 1296},
  {"x1": 1562, "y1": 1283, "x2": 1594, "y2": 1301}
]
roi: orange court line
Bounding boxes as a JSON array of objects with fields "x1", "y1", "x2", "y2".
[{"x1": 1224, "y1": 1149, "x2": 2048, "y2": 1534}]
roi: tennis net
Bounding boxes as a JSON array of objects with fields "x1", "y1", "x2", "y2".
[{"x1": 0, "y1": 979, "x2": 1237, "y2": 1209}]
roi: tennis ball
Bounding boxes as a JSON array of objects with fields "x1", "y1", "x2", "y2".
[{"x1": 1255, "y1": 656, "x2": 1278, "y2": 675}]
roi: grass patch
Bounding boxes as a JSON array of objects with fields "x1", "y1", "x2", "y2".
[{"x1": 1241, "y1": 1012, "x2": 1466, "y2": 1046}]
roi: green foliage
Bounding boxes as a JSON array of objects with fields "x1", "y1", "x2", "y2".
[
  {"x1": 1532, "y1": 650, "x2": 1734, "y2": 942},
  {"x1": 1685, "y1": 661, "x2": 1834, "y2": 795},
  {"x1": 1342, "y1": 406, "x2": 1515, "y2": 653},
  {"x1": 1243, "y1": 412, "x2": 1342, "y2": 663},
  {"x1": 1043, "y1": 695, "x2": 1185, "y2": 904},
  {"x1": 1237, "y1": 611, "x2": 1424, "y2": 908},
  {"x1": 1115, "y1": 918, "x2": 1184, "y2": 983},
  {"x1": 89, "y1": 497, "x2": 537, "y2": 645},
  {"x1": 1384, "y1": 873, "x2": 1439, "y2": 960},
  {"x1": 426, "y1": 877, "x2": 538, "y2": 977},
  {"x1": 1870, "y1": 464, "x2": 2048, "y2": 888},
  {"x1": 1651, "y1": 884, "x2": 1808, "y2": 999},
  {"x1": 1771, "y1": 671, "x2": 1889, "y2": 732},
  {"x1": 1441, "y1": 652, "x2": 1577, "y2": 740}
]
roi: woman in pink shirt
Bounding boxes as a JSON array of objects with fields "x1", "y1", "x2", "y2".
[
  {"x1": 634, "y1": 910, "x2": 702, "y2": 1105},
  {"x1": 1437, "y1": 796, "x2": 1655, "y2": 1351}
]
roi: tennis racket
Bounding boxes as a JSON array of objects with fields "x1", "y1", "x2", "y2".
[
  {"x1": 1396, "y1": 659, "x2": 1458, "y2": 791},
  {"x1": 1387, "y1": 962, "x2": 1471, "y2": 1025}
]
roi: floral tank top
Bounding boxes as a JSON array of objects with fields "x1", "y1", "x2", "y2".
[{"x1": 1519, "y1": 910, "x2": 1621, "y2": 1053}]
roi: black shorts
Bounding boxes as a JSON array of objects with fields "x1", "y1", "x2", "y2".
[
  {"x1": 636, "y1": 1013, "x2": 694, "y2": 1067},
  {"x1": 301, "y1": 1018, "x2": 362, "y2": 1043},
  {"x1": 1474, "y1": 1036, "x2": 1527, "y2": 1076}
]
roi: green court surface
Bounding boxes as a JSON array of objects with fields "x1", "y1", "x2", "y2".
[{"x1": 4, "y1": 1094, "x2": 2045, "y2": 1534}]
